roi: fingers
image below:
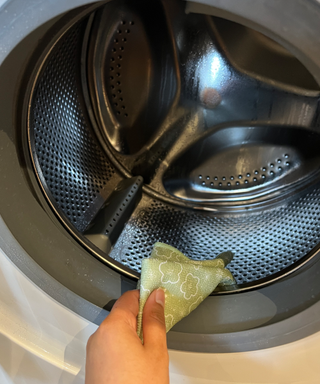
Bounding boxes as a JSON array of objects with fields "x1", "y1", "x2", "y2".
[
  {"x1": 112, "y1": 289, "x2": 140, "y2": 316},
  {"x1": 142, "y1": 288, "x2": 167, "y2": 350},
  {"x1": 103, "y1": 290, "x2": 140, "y2": 330}
]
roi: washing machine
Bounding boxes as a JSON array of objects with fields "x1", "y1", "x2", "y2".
[{"x1": 1, "y1": 0, "x2": 320, "y2": 382}]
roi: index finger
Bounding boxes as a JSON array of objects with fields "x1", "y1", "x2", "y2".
[{"x1": 106, "y1": 290, "x2": 140, "y2": 328}]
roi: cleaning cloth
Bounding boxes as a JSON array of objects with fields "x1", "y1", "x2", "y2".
[{"x1": 137, "y1": 242, "x2": 235, "y2": 341}]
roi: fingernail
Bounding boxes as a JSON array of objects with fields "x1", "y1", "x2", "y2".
[{"x1": 155, "y1": 288, "x2": 165, "y2": 308}]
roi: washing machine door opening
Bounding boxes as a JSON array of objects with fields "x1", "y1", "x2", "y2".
[{"x1": 22, "y1": 0, "x2": 320, "y2": 296}]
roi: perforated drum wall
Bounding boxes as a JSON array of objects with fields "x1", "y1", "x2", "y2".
[
  {"x1": 110, "y1": 194, "x2": 320, "y2": 284},
  {"x1": 30, "y1": 21, "x2": 115, "y2": 232}
]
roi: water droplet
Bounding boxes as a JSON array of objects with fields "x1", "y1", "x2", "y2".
[
  {"x1": 202, "y1": 181, "x2": 205, "y2": 186},
  {"x1": 270, "y1": 171, "x2": 274, "y2": 175},
  {"x1": 253, "y1": 177, "x2": 257, "y2": 182},
  {"x1": 230, "y1": 176, "x2": 234, "y2": 180},
  {"x1": 277, "y1": 159, "x2": 281, "y2": 163},
  {"x1": 254, "y1": 170, "x2": 259, "y2": 175},
  {"x1": 245, "y1": 180, "x2": 249, "y2": 184},
  {"x1": 284, "y1": 154, "x2": 289, "y2": 158},
  {"x1": 219, "y1": 182, "x2": 222, "y2": 186},
  {"x1": 246, "y1": 173, "x2": 250, "y2": 177},
  {"x1": 262, "y1": 174, "x2": 266, "y2": 179},
  {"x1": 262, "y1": 167, "x2": 266, "y2": 172},
  {"x1": 286, "y1": 162, "x2": 290, "y2": 166},
  {"x1": 210, "y1": 182, "x2": 214, "y2": 186},
  {"x1": 236, "y1": 181, "x2": 240, "y2": 186},
  {"x1": 206, "y1": 176, "x2": 210, "y2": 180},
  {"x1": 278, "y1": 167, "x2": 282, "y2": 171},
  {"x1": 238, "y1": 175, "x2": 242, "y2": 179},
  {"x1": 270, "y1": 163, "x2": 274, "y2": 168},
  {"x1": 199, "y1": 175, "x2": 202, "y2": 179},
  {"x1": 222, "y1": 176, "x2": 226, "y2": 181},
  {"x1": 214, "y1": 177, "x2": 218, "y2": 181},
  {"x1": 227, "y1": 182, "x2": 231, "y2": 186}
]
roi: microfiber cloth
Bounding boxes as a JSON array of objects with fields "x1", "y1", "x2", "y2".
[{"x1": 137, "y1": 242, "x2": 235, "y2": 341}]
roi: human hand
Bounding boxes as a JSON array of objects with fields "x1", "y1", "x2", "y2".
[{"x1": 85, "y1": 289, "x2": 169, "y2": 384}]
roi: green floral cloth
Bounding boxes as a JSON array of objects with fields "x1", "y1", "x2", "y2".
[{"x1": 137, "y1": 242, "x2": 235, "y2": 341}]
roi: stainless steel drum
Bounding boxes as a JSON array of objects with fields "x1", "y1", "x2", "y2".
[{"x1": 25, "y1": 0, "x2": 320, "y2": 292}]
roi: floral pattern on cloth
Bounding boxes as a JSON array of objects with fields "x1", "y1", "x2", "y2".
[{"x1": 137, "y1": 242, "x2": 235, "y2": 341}]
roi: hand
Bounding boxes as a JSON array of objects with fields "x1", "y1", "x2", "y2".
[{"x1": 85, "y1": 289, "x2": 169, "y2": 384}]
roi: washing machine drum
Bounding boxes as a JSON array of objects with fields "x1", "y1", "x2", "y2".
[{"x1": 1, "y1": 0, "x2": 320, "y2": 352}]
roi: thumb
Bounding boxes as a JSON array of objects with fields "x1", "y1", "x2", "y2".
[{"x1": 142, "y1": 288, "x2": 167, "y2": 350}]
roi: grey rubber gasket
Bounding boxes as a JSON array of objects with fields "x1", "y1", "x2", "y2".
[{"x1": 167, "y1": 297, "x2": 320, "y2": 352}]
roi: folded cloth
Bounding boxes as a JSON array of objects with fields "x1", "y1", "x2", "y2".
[{"x1": 137, "y1": 242, "x2": 235, "y2": 341}]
